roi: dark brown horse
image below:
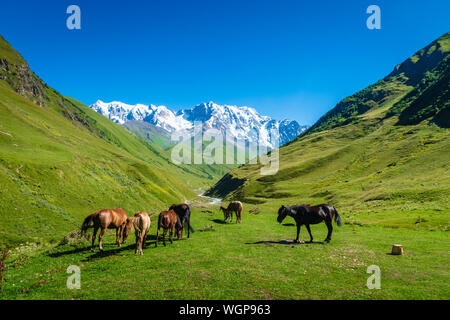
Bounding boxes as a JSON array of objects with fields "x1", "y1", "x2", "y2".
[
  {"x1": 277, "y1": 204, "x2": 342, "y2": 243},
  {"x1": 81, "y1": 207, "x2": 128, "y2": 251},
  {"x1": 169, "y1": 203, "x2": 194, "y2": 238},
  {"x1": 220, "y1": 201, "x2": 243, "y2": 223},
  {"x1": 155, "y1": 210, "x2": 182, "y2": 247}
]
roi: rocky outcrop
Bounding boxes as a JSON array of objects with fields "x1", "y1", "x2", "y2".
[{"x1": 0, "y1": 57, "x2": 48, "y2": 106}]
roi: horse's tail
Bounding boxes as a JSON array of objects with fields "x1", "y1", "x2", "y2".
[
  {"x1": 187, "y1": 207, "x2": 195, "y2": 233},
  {"x1": 157, "y1": 212, "x2": 163, "y2": 229},
  {"x1": 81, "y1": 213, "x2": 95, "y2": 234},
  {"x1": 334, "y1": 208, "x2": 343, "y2": 227}
]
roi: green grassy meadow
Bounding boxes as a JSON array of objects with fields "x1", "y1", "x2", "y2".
[{"x1": 0, "y1": 198, "x2": 448, "y2": 300}]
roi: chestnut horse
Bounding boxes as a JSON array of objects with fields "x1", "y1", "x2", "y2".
[
  {"x1": 277, "y1": 204, "x2": 342, "y2": 243},
  {"x1": 122, "y1": 211, "x2": 151, "y2": 255},
  {"x1": 220, "y1": 201, "x2": 243, "y2": 223},
  {"x1": 81, "y1": 207, "x2": 128, "y2": 251},
  {"x1": 155, "y1": 210, "x2": 182, "y2": 247},
  {"x1": 169, "y1": 203, "x2": 194, "y2": 238}
]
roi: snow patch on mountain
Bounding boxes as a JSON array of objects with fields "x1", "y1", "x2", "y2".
[{"x1": 90, "y1": 100, "x2": 307, "y2": 147}]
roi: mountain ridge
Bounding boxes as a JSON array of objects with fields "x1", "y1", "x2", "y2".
[{"x1": 90, "y1": 100, "x2": 307, "y2": 148}]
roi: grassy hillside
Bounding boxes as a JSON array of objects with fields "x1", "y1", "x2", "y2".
[
  {"x1": 122, "y1": 120, "x2": 237, "y2": 180},
  {"x1": 0, "y1": 35, "x2": 219, "y2": 247},
  {"x1": 122, "y1": 120, "x2": 174, "y2": 150},
  {"x1": 207, "y1": 32, "x2": 450, "y2": 231}
]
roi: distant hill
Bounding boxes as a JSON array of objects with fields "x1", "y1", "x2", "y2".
[
  {"x1": 0, "y1": 35, "x2": 221, "y2": 246},
  {"x1": 206, "y1": 32, "x2": 450, "y2": 230},
  {"x1": 122, "y1": 120, "x2": 173, "y2": 150}
]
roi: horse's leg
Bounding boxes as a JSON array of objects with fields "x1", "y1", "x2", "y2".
[
  {"x1": 91, "y1": 225, "x2": 99, "y2": 251},
  {"x1": 115, "y1": 227, "x2": 121, "y2": 247},
  {"x1": 98, "y1": 228, "x2": 106, "y2": 251},
  {"x1": 295, "y1": 223, "x2": 301, "y2": 243},
  {"x1": 169, "y1": 225, "x2": 174, "y2": 244},
  {"x1": 119, "y1": 225, "x2": 124, "y2": 244},
  {"x1": 305, "y1": 224, "x2": 313, "y2": 243},
  {"x1": 139, "y1": 231, "x2": 145, "y2": 255},
  {"x1": 163, "y1": 228, "x2": 167, "y2": 246},
  {"x1": 143, "y1": 230, "x2": 148, "y2": 248},
  {"x1": 155, "y1": 227, "x2": 160, "y2": 247},
  {"x1": 187, "y1": 217, "x2": 190, "y2": 239},
  {"x1": 135, "y1": 230, "x2": 139, "y2": 254},
  {"x1": 325, "y1": 221, "x2": 333, "y2": 243}
]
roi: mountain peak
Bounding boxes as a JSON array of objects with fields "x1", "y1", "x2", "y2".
[
  {"x1": 89, "y1": 100, "x2": 307, "y2": 147},
  {"x1": 0, "y1": 34, "x2": 26, "y2": 66},
  {"x1": 387, "y1": 31, "x2": 450, "y2": 85}
]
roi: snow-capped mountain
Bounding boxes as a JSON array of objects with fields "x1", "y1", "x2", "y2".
[{"x1": 90, "y1": 100, "x2": 307, "y2": 147}]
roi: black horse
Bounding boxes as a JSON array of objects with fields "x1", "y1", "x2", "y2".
[
  {"x1": 277, "y1": 204, "x2": 342, "y2": 243},
  {"x1": 169, "y1": 203, "x2": 195, "y2": 238}
]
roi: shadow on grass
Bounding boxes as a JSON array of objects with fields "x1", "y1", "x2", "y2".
[
  {"x1": 245, "y1": 240, "x2": 324, "y2": 246},
  {"x1": 282, "y1": 223, "x2": 296, "y2": 226},
  {"x1": 49, "y1": 233, "x2": 191, "y2": 260},
  {"x1": 82, "y1": 244, "x2": 137, "y2": 261},
  {"x1": 47, "y1": 246, "x2": 93, "y2": 258},
  {"x1": 210, "y1": 219, "x2": 227, "y2": 224}
]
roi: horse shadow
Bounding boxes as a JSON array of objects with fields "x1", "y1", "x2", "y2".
[
  {"x1": 210, "y1": 219, "x2": 227, "y2": 225},
  {"x1": 49, "y1": 242, "x2": 142, "y2": 260},
  {"x1": 82, "y1": 244, "x2": 136, "y2": 261},
  {"x1": 245, "y1": 240, "x2": 325, "y2": 246},
  {"x1": 47, "y1": 246, "x2": 93, "y2": 258}
]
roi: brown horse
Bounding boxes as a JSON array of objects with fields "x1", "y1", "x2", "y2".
[
  {"x1": 277, "y1": 204, "x2": 342, "y2": 243},
  {"x1": 155, "y1": 210, "x2": 182, "y2": 247},
  {"x1": 169, "y1": 203, "x2": 194, "y2": 238},
  {"x1": 220, "y1": 201, "x2": 243, "y2": 223},
  {"x1": 81, "y1": 207, "x2": 128, "y2": 251},
  {"x1": 122, "y1": 211, "x2": 151, "y2": 255}
]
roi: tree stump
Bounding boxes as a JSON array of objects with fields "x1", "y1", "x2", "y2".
[{"x1": 391, "y1": 244, "x2": 404, "y2": 255}]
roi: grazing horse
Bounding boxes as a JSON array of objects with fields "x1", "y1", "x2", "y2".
[
  {"x1": 220, "y1": 201, "x2": 243, "y2": 223},
  {"x1": 169, "y1": 203, "x2": 194, "y2": 238},
  {"x1": 81, "y1": 207, "x2": 128, "y2": 251},
  {"x1": 122, "y1": 211, "x2": 151, "y2": 255},
  {"x1": 277, "y1": 204, "x2": 342, "y2": 243},
  {"x1": 155, "y1": 210, "x2": 182, "y2": 247}
]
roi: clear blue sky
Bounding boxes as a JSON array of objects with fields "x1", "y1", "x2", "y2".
[{"x1": 0, "y1": 0, "x2": 449, "y2": 125}]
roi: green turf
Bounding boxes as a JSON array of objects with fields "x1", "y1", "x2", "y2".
[{"x1": 0, "y1": 200, "x2": 448, "y2": 300}]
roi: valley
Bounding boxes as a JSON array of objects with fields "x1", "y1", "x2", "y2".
[{"x1": 0, "y1": 31, "x2": 449, "y2": 300}]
